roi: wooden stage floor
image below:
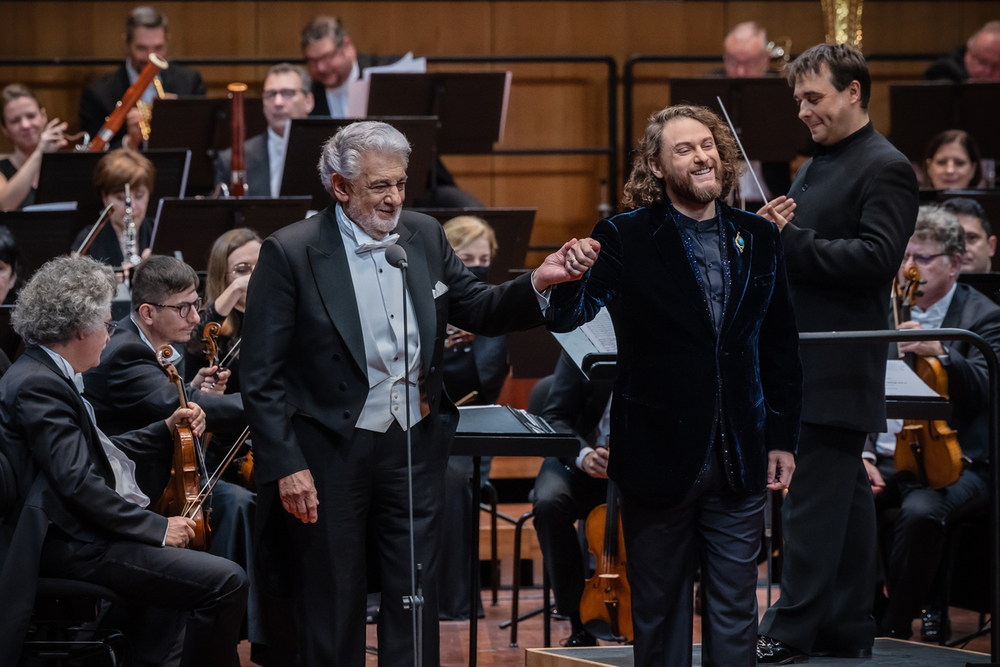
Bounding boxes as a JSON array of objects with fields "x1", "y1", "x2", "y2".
[{"x1": 238, "y1": 579, "x2": 992, "y2": 666}]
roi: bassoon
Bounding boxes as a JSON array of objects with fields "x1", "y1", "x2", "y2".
[
  {"x1": 227, "y1": 83, "x2": 248, "y2": 197},
  {"x1": 85, "y1": 54, "x2": 169, "y2": 153}
]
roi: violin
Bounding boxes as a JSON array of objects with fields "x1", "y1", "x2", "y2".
[
  {"x1": 153, "y1": 345, "x2": 212, "y2": 550},
  {"x1": 579, "y1": 479, "x2": 633, "y2": 642},
  {"x1": 201, "y1": 322, "x2": 254, "y2": 491},
  {"x1": 892, "y1": 266, "x2": 964, "y2": 489}
]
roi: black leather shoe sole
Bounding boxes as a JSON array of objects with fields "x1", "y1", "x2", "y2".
[{"x1": 810, "y1": 647, "x2": 873, "y2": 659}]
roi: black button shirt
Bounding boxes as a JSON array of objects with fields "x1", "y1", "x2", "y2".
[{"x1": 677, "y1": 212, "x2": 725, "y2": 332}]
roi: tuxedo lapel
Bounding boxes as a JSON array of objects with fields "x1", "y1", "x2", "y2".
[
  {"x1": 395, "y1": 220, "x2": 436, "y2": 372},
  {"x1": 307, "y1": 214, "x2": 367, "y2": 373},
  {"x1": 721, "y1": 216, "x2": 752, "y2": 335},
  {"x1": 651, "y1": 207, "x2": 715, "y2": 335}
]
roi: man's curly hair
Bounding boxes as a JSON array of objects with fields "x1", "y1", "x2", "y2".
[{"x1": 622, "y1": 104, "x2": 744, "y2": 210}]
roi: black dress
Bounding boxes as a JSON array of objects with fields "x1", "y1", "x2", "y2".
[
  {"x1": 72, "y1": 216, "x2": 153, "y2": 267},
  {"x1": 0, "y1": 157, "x2": 35, "y2": 209}
]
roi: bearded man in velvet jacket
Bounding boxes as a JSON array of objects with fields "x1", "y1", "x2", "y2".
[{"x1": 547, "y1": 104, "x2": 803, "y2": 667}]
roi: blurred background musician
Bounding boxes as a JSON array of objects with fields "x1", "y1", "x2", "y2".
[
  {"x1": 300, "y1": 15, "x2": 482, "y2": 208},
  {"x1": 214, "y1": 64, "x2": 314, "y2": 198},
  {"x1": 529, "y1": 350, "x2": 612, "y2": 647},
  {"x1": 79, "y1": 6, "x2": 206, "y2": 150},
  {"x1": 866, "y1": 206, "x2": 1000, "y2": 640},
  {"x1": 73, "y1": 148, "x2": 154, "y2": 269},
  {"x1": 0, "y1": 84, "x2": 68, "y2": 211},
  {"x1": 0, "y1": 225, "x2": 24, "y2": 306},
  {"x1": 437, "y1": 215, "x2": 511, "y2": 621},
  {"x1": 925, "y1": 21, "x2": 1000, "y2": 83},
  {"x1": 922, "y1": 130, "x2": 983, "y2": 191},
  {"x1": 943, "y1": 198, "x2": 995, "y2": 273},
  {"x1": 0, "y1": 255, "x2": 247, "y2": 667}
]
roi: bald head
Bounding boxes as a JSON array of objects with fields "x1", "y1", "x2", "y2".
[
  {"x1": 724, "y1": 22, "x2": 770, "y2": 78},
  {"x1": 965, "y1": 21, "x2": 1000, "y2": 81}
]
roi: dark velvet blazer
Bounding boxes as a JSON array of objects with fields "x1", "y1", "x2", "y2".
[
  {"x1": 0, "y1": 348, "x2": 170, "y2": 665},
  {"x1": 547, "y1": 200, "x2": 802, "y2": 504},
  {"x1": 214, "y1": 131, "x2": 271, "y2": 198}
]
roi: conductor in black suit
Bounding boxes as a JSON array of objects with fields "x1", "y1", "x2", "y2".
[
  {"x1": 547, "y1": 104, "x2": 802, "y2": 667},
  {"x1": 0, "y1": 256, "x2": 246, "y2": 667},
  {"x1": 240, "y1": 120, "x2": 596, "y2": 666},
  {"x1": 79, "y1": 6, "x2": 206, "y2": 149},
  {"x1": 756, "y1": 44, "x2": 919, "y2": 663}
]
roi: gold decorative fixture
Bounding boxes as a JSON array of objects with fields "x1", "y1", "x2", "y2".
[{"x1": 821, "y1": 0, "x2": 864, "y2": 49}]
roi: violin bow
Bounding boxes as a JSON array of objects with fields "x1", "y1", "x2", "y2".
[{"x1": 185, "y1": 426, "x2": 251, "y2": 519}]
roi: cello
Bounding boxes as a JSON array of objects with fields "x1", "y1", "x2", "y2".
[
  {"x1": 892, "y1": 266, "x2": 964, "y2": 489},
  {"x1": 579, "y1": 480, "x2": 633, "y2": 642}
]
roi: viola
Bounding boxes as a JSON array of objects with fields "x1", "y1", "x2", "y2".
[
  {"x1": 153, "y1": 345, "x2": 212, "y2": 550},
  {"x1": 892, "y1": 267, "x2": 964, "y2": 489},
  {"x1": 579, "y1": 479, "x2": 633, "y2": 642}
]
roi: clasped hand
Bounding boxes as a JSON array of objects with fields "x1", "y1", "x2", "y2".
[{"x1": 532, "y1": 238, "x2": 601, "y2": 292}]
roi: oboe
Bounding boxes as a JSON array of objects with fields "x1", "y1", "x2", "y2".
[{"x1": 123, "y1": 183, "x2": 142, "y2": 266}]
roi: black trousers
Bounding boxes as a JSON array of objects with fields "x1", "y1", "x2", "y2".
[
  {"x1": 621, "y1": 450, "x2": 765, "y2": 667},
  {"x1": 284, "y1": 415, "x2": 447, "y2": 667},
  {"x1": 39, "y1": 527, "x2": 248, "y2": 667},
  {"x1": 758, "y1": 422, "x2": 876, "y2": 653},
  {"x1": 530, "y1": 456, "x2": 608, "y2": 630}
]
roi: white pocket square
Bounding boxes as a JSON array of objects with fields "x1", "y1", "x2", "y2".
[{"x1": 432, "y1": 281, "x2": 449, "y2": 299}]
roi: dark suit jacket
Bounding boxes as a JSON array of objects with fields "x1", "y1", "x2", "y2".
[
  {"x1": 82, "y1": 316, "x2": 244, "y2": 501},
  {"x1": 541, "y1": 351, "x2": 614, "y2": 463},
  {"x1": 781, "y1": 122, "x2": 919, "y2": 433},
  {"x1": 214, "y1": 132, "x2": 271, "y2": 198},
  {"x1": 0, "y1": 348, "x2": 170, "y2": 664},
  {"x1": 925, "y1": 46, "x2": 968, "y2": 83},
  {"x1": 78, "y1": 62, "x2": 206, "y2": 148},
  {"x1": 547, "y1": 200, "x2": 802, "y2": 504}
]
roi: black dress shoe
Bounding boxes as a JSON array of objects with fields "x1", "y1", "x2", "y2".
[
  {"x1": 811, "y1": 646, "x2": 873, "y2": 658},
  {"x1": 561, "y1": 629, "x2": 598, "y2": 647},
  {"x1": 920, "y1": 607, "x2": 951, "y2": 643},
  {"x1": 757, "y1": 636, "x2": 808, "y2": 664}
]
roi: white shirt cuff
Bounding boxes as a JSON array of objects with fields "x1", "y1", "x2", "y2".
[
  {"x1": 575, "y1": 446, "x2": 596, "y2": 470},
  {"x1": 862, "y1": 452, "x2": 877, "y2": 463},
  {"x1": 531, "y1": 270, "x2": 552, "y2": 313}
]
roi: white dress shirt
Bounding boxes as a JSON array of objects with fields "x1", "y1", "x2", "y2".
[
  {"x1": 325, "y1": 60, "x2": 361, "y2": 119},
  {"x1": 41, "y1": 346, "x2": 151, "y2": 509},
  {"x1": 267, "y1": 126, "x2": 288, "y2": 198},
  {"x1": 335, "y1": 204, "x2": 424, "y2": 432},
  {"x1": 575, "y1": 396, "x2": 613, "y2": 470}
]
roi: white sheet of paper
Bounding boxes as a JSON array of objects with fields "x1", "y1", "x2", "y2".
[
  {"x1": 885, "y1": 359, "x2": 940, "y2": 398},
  {"x1": 581, "y1": 308, "x2": 617, "y2": 354}
]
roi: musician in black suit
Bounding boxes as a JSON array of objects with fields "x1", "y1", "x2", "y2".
[
  {"x1": 214, "y1": 64, "x2": 315, "y2": 198},
  {"x1": 529, "y1": 351, "x2": 613, "y2": 646},
  {"x1": 0, "y1": 256, "x2": 246, "y2": 667},
  {"x1": 756, "y1": 44, "x2": 919, "y2": 663},
  {"x1": 925, "y1": 21, "x2": 1000, "y2": 83},
  {"x1": 547, "y1": 104, "x2": 802, "y2": 667},
  {"x1": 866, "y1": 206, "x2": 1000, "y2": 639},
  {"x1": 78, "y1": 7, "x2": 206, "y2": 149},
  {"x1": 240, "y1": 120, "x2": 594, "y2": 666},
  {"x1": 299, "y1": 15, "x2": 482, "y2": 208}
]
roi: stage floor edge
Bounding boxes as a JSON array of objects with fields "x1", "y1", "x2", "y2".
[{"x1": 525, "y1": 638, "x2": 989, "y2": 667}]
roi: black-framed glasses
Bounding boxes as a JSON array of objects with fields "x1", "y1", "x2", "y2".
[
  {"x1": 103, "y1": 320, "x2": 118, "y2": 336},
  {"x1": 148, "y1": 298, "x2": 203, "y2": 318},
  {"x1": 902, "y1": 252, "x2": 947, "y2": 267},
  {"x1": 229, "y1": 262, "x2": 255, "y2": 277}
]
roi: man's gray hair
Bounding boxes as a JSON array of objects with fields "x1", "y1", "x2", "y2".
[
  {"x1": 913, "y1": 205, "x2": 966, "y2": 261},
  {"x1": 318, "y1": 121, "x2": 411, "y2": 195},
  {"x1": 12, "y1": 256, "x2": 117, "y2": 347},
  {"x1": 266, "y1": 63, "x2": 312, "y2": 94}
]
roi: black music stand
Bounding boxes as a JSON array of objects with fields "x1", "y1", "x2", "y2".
[
  {"x1": 280, "y1": 117, "x2": 437, "y2": 208},
  {"x1": 0, "y1": 209, "x2": 81, "y2": 275},
  {"x1": 366, "y1": 73, "x2": 509, "y2": 155},
  {"x1": 35, "y1": 149, "x2": 191, "y2": 232},
  {"x1": 147, "y1": 97, "x2": 267, "y2": 194},
  {"x1": 150, "y1": 196, "x2": 312, "y2": 272},
  {"x1": 669, "y1": 78, "x2": 810, "y2": 162},
  {"x1": 889, "y1": 82, "x2": 1000, "y2": 161},
  {"x1": 410, "y1": 208, "x2": 535, "y2": 284}
]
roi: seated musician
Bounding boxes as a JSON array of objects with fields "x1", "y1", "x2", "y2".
[
  {"x1": 300, "y1": 15, "x2": 483, "y2": 208},
  {"x1": 922, "y1": 130, "x2": 982, "y2": 191},
  {"x1": 529, "y1": 350, "x2": 613, "y2": 646},
  {"x1": 214, "y1": 64, "x2": 314, "y2": 198},
  {"x1": 78, "y1": 6, "x2": 205, "y2": 150},
  {"x1": 0, "y1": 255, "x2": 247, "y2": 667},
  {"x1": 438, "y1": 215, "x2": 511, "y2": 620},
  {"x1": 867, "y1": 205, "x2": 1000, "y2": 640},
  {"x1": 0, "y1": 225, "x2": 24, "y2": 305},
  {"x1": 943, "y1": 197, "x2": 995, "y2": 274},
  {"x1": 72, "y1": 148, "x2": 154, "y2": 270},
  {"x1": 0, "y1": 84, "x2": 68, "y2": 211},
  {"x1": 925, "y1": 21, "x2": 1000, "y2": 83}
]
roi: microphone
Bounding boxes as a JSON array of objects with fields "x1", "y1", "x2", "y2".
[{"x1": 385, "y1": 243, "x2": 408, "y2": 269}]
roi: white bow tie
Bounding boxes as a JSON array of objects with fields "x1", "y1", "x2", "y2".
[{"x1": 355, "y1": 234, "x2": 400, "y2": 255}]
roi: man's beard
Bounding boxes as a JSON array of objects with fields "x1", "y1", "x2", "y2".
[
  {"x1": 665, "y1": 166, "x2": 722, "y2": 206},
  {"x1": 344, "y1": 199, "x2": 401, "y2": 239}
]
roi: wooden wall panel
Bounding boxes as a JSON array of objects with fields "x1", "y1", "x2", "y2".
[{"x1": 0, "y1": 1, "x2": 997, "y2": 247}]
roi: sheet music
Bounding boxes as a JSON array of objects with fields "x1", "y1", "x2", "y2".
[
  {"x1": 885, "y1": 359, "x2": 939, "y2": 398},
  {"x1": 581, "y1": 308, "x2": 617, "y2": 354}
]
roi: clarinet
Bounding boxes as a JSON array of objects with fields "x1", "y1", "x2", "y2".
[{"x1": 123, "y1": 183, "x2": 142, "y2": 266}]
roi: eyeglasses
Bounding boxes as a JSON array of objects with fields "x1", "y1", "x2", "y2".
[
  {"x1": 229, "y1": 262, "x2": 255, "y2": 277},
  {"x1": 148, "y1": 298, "x2": 203, "y2": 318},
  {"x1": 902, "y1": 252, "x2": 947, "y2": 267},
  {"x1": 305, "y1": 43, "x2": 346, "y2": 68},
  {"x1": 262, "y1": 88, "x2": 305, "y2": 101},
  {"x1": 103, "y1": 320, "x2": 118, "y2": 336},
  {"x1": 354, "y1": 180, "x2": 407, "y2": 197}
]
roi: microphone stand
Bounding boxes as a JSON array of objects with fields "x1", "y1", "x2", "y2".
[{"x1": 392, "y1": 248, "x2": 424, "y2": 667}]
